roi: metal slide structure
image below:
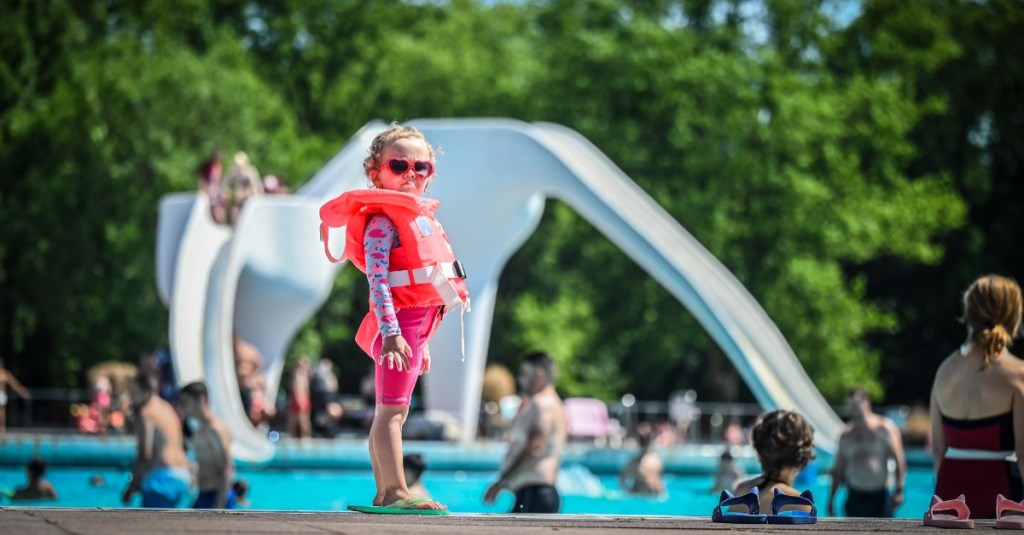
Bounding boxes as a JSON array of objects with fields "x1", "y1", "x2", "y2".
[{"x1": 156, "y1": 119, "x2": 842, "y2": 463}]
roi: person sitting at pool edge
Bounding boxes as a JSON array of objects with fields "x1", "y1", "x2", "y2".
[{"x1": 730, "y1": 410, "x2": 815, "y2": 515}]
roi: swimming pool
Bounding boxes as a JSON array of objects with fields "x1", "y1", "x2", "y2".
[{"x1": 1, "y1": 462, "x2": 936, "y2": 518}]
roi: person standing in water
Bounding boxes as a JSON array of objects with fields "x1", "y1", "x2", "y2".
[
  {"x1": 11, "y1": 458, "x2": 58, "y2": 501},
  {"x1": 828, "y1": 388, "x2": 906, "y2": 517},
  {"x1": 484, "y1": 351, "x2": 567, "y2": 513},
  {"x1": 620, "y1": 424, "x2": 665, "y2": 497},
  {"x1": 178, "y1": 382, "x2": 235, "y2": 509},
  {"x1": 121, "y1": 372, "x2": 192, "y2": 508}
]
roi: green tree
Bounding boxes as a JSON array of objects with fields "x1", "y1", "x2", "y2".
[
  {"x1": 826, "y1": 0, "x2": 1024, "y2": 403},
  {"x1": 5, "y1": 0, "x2": 1013, "y2": 411},
  {"x1": 487, "y1": 0, "x2": 964, "y2": 401},
  {"x1": 1, "y1": 4, "x2": 327, "y2": 386}
]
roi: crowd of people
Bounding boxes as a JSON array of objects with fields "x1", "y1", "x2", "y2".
[
  {"x1": 118, "y1": 371, "x2": 250, "y2": 509},
  {"x1": 196, "y1": 149, "x2": 290, "y2": 226}
]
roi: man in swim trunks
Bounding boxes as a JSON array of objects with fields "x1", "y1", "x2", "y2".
[
  {"x1": 122, "y1": 372, "x2": 192, "y2": 508},
  {"x1": 484, "y1": 351, "x2": 567, "y2": 513},
  {"x1": 828, "y1": 388, "x2": 907, "y2": 517},
  {"x1": 178, "y1": 382, "x2": 235, "y2": 509},
  {"x1": 0, "y1": 358, "x2": 31, "y2": 437}
]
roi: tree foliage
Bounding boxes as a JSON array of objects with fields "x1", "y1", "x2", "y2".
[
  {"x1": 1, "y1": 1, "x2": 328, "y2": 385},
  {"x1": 2, "y1": 0, "x2": 1019, "y2": 407}
]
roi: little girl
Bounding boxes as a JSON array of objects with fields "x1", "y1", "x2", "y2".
[{"x1": 320, "y1": 123, "x2": 469, "y2": 513}]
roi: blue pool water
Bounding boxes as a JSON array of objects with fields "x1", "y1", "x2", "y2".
[{"x1": 1, "y1": 463, "x2": 936, "y2": 518}]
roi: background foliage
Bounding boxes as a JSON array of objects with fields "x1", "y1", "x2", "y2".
[{"x1": 2, "y1": 0, "x2": 1021, "y2": 407}]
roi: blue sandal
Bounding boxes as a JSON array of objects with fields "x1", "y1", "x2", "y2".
[
  {"x1": 711, "y1": 486, "x2": 768, "y2": 524},
  {"x1": 767, "y1": 488, "x2": 817, "y2": 524}
]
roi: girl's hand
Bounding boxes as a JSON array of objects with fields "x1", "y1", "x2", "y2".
[
  {"x1": 421, "y1": 346, "x2": 431, "y2": 375},
  {"x1": 380, "y1": 334, "x2": 413, "y2": 372}
]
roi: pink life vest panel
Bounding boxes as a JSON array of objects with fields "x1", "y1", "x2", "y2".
[{"x1": 319, "y1": 189, "x2": 469, "y2": 356}]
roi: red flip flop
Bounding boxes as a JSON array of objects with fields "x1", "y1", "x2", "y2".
[
  {"x1": 923, "y1": 495, "x2": 974, "y2": 529},
  {"x1": 996, "y1": 494, "x2": 1024, "y2": 530}
]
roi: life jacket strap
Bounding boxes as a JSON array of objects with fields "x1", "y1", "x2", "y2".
[
  {"x1": 387, "y1": 262, "x2": 463, "y2": 287},
  {"x1": 389, "y1": 262, "x2": 471, "y2": 362},
  {"x1": 321, "y1": 223, "x2": 345, "y2": 263}
]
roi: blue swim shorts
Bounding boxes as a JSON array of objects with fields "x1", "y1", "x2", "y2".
[{"x1": 140, "y1": 467, "x2": 192, "y2": 508}]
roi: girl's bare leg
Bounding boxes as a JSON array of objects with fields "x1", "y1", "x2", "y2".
[
  {"x1": 371, "y1": 405, "x2": 445, "y2": 509},
  {"x1": 368, "y1": 427, "x2": 386, "y2": 506}
]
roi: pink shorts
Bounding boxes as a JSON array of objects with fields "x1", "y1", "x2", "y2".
[{"x1": 372, "y1": 306, "x2": 443, "y2": 406}]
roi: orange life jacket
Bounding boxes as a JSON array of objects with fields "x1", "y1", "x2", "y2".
[{"x1": 319, "y1": 189, "x2": 470, "y2": 356}]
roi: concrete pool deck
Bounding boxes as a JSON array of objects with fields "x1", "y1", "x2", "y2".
[{"x1": 0, "y1": 508, "x2": 1005, "y2": 534}]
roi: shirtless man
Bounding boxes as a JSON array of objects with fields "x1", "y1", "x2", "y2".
[
  {"x1": 287, "y1": 357, "x2": 313, "y2": 440},
  {"x1": 828, "y1": 388, "x2": 907, "y2": 517},
  {"x1": 0, "y1": 358, "x2": 31, "y2": 436},
  {"x1": 619, "y1": 426, "x2": 665, "y2": 496},
  {"x1": 122, "y1": 372, "x2": 192, "y2": 508},
  {"x1": 484, "y1": 351, "x2": 567, "y2": 513},
  {"x1": 178, "y1": 382, "x2": 235, "y2": 509}
]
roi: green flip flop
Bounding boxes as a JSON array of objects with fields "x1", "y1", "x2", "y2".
[{"x1": 347, "y1": 497, "x2": 450, "y2": 515}]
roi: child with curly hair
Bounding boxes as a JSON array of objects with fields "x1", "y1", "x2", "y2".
[{"x1": 731, "y1": 409, "x2": 816, "y2": 516}]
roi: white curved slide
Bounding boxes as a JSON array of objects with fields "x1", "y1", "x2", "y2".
[
  {"x1": 160, "y1": 195, "x2": 232, "y2": 386},
  {"x1": 205, "y1": 196, "x2": 342, "y2": 462},
  {"x1": 158, "y1": 195, "x2": 349, "y2": 462},
  {"x1": 157, "y1": 118, "x2": 842, "y2": 462},
  {"x1": 158, "y1": 195, "x2": 276, "y2": 461}
]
